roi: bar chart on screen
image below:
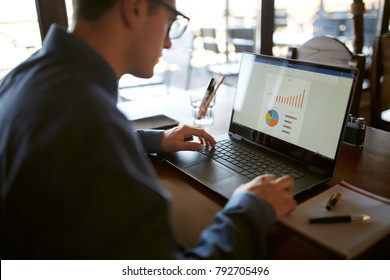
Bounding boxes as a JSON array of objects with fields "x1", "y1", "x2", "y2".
[
  {"x1": 258, "y1": 73, "x2": 311, "y2": 145},
  {"x1": 271, "y1": 89, "x2": 306, "y2": 110}
]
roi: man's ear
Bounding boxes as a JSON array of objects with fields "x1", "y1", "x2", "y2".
[{"x1": 121, "y1": 0, "x2": 144, "y2": 27}]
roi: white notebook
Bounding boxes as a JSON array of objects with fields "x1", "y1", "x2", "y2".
[{"x1": 279, "y1": 181, "x2": 390, "y2": 259}]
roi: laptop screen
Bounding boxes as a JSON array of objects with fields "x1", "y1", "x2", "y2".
[{"x1": 230, "y1": 53, "x2": 357, "y2": 172}]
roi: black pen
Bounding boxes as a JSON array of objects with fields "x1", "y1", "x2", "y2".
[
  {"x1": 198, "y1": 78, "x2": 216, "y2": 115},
  {"x1": 309, "y1": 215, "x2": 371, "y2": 224}
]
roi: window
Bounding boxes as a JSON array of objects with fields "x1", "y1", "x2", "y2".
[
  {"x1": 176, "y1": 0, "x2": 259, "y2": 65},
  {"x1": 274, "y1": 0, "x2": 381, "y2": 56},
  {"x1": 65, "y1": 0, "x2": 74, "y2": 27},
  {"x1": 0, "y1": 0, "x2": 41, "y2": 79}
]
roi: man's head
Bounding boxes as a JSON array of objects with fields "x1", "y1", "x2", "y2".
[
  {"x1": 72, "y1": 0, "x2": 162, "y2": 21},
  {"x1": 71, "y1": 0, "x2": 189, "y2": 78}
]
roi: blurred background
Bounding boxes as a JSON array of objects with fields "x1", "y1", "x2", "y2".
[{"x1": 1, "y1": 0, "x2": 389, "y2": 126}]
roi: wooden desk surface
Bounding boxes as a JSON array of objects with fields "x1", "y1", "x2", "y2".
[{"x1": 119, "y1": 85, "x2": 390, "y2": 259}]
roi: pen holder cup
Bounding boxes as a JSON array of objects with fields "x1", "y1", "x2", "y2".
[{"x1": 189, "y1": 92, "x2": 216, "y2": 127}]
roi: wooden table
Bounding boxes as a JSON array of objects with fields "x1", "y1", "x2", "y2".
[{"x1": 118, "y1": 85, "x2": 390, "y2": 259}]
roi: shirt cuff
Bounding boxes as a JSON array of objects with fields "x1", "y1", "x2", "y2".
[
  {"x1": 135, "y1": 129, "x2": 164, "y2": 153},
  {"x1": 224, "y1": 192, "x2": 277, "y2": 228}
]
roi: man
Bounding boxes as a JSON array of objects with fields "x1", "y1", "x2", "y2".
[{"x1": 0, "y1": 0, "x2": 296, "y2": 259}]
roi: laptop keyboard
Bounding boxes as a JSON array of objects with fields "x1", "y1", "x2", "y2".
[{"x1": 200, "y1": 139, "x2": 304, "y2": 180}]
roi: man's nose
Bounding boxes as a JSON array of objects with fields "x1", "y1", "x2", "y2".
[{"x1": 164, "y1": 35, "x2": 172, "y2": 49}]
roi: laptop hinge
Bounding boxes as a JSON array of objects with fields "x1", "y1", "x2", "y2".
[
  {"x1": 230, "y1": 133, "x2": 243, "y2": 141},
  {"x1": 308, "y1": 165, "x2": 326, "y2": 175}
]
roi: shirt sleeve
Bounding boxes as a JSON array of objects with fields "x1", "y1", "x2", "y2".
[
  {"x1": 135, "y1": 129, "x2": 164, "y2": 153},
  {"x1": 134, "y1": 127, "x2": 278, "y2": 259},
  {"x1": 184, "y1": 192, "x2": 276, "y2": 259}
]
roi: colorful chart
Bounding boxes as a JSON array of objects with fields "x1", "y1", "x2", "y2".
[
  {"x1": 271, "y1": 89, "x2": 306, "y2": 109},
  {"x1": 265, "y1": 109, "x2": 279, "y2": 127}
]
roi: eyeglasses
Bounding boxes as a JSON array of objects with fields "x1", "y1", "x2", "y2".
[{"x1": 149, "y1": 0, "x2": 190, "y2": 39}]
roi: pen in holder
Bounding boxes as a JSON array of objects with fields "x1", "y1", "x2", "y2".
[
  {"x1": 197, "y1": 77, "x2": 215, "y2": 119},
  {"x1": 190, "y1": 76, "x2": 225, "y2": 130},
  {"x1": 190, "y1": 91, "x2": 216, "y2": 126},
  {"x1": 197, "y1": 76, "x2": 225, "y2": 119}
]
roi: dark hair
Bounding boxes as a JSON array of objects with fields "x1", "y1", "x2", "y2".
[
  {"x1": 72, "y1": 0, "x2": 159, "y2": 21},
  {"x1": 72, "y1": 0, "x2": 117, "y2": 20}
]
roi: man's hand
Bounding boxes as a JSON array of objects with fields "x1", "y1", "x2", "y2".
[
  {"x1": 161, "y1": 124, "x2": 217, "y2": 153},
  {"x1": 234, "y1": 174, "x2": 297, "y2": 218}
]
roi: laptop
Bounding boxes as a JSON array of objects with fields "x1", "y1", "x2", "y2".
[{"x1": 159, "y1": 53, "x2": 358, "y2": 199}]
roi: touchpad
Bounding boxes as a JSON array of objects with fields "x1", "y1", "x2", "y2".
[{"x1": 186, "y1": 161, "x2": 234, "y2": 184}]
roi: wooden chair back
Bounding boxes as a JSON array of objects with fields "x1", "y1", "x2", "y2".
[
  {"x1": 370, "y1": 31, "x2": 390, "y2": 131},
  {"x1": 287, "y1": 36, "x2": 366, "y2": 116}
]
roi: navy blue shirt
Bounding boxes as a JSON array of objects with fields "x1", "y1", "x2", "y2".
[{"x1": 0, "y1": 25, "x2": 276, "y2": 259}]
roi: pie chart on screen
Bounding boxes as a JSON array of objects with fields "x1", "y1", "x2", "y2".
[{"x1": 265, "y1": 109, "x2": 279, "y2": 127}]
